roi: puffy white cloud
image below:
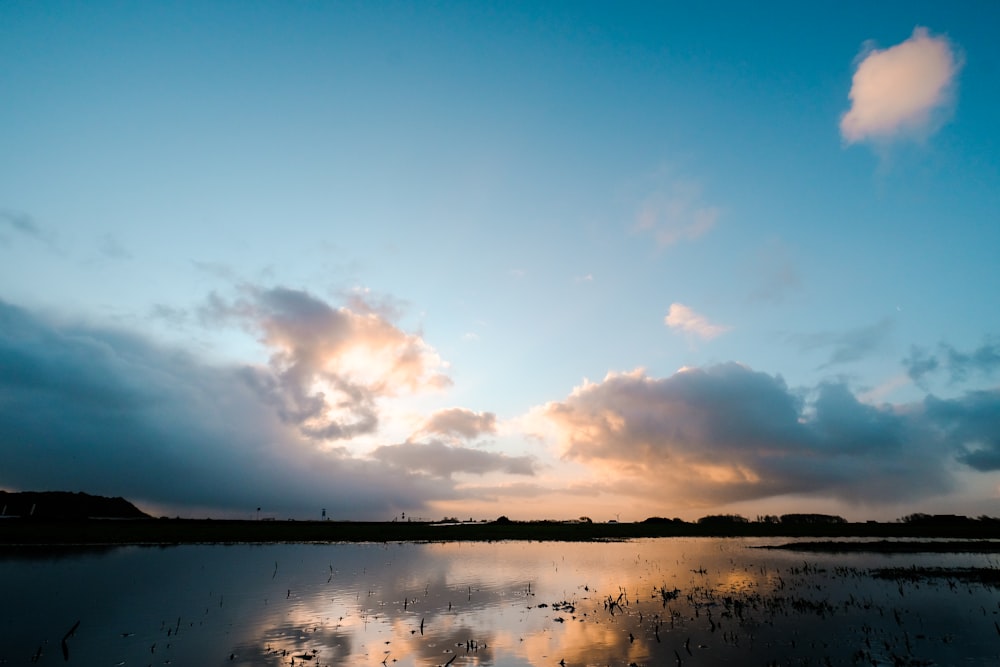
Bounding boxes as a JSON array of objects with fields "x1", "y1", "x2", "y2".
[
  {"x1": 664, "y1": 303, "x2": 729, "y2": 340},
  {"x1": 841, "y1": 27, "x2": 960, "y2": 144}
]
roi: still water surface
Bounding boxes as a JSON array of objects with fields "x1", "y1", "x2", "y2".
[{"x1": 2, "y1": 538, "x2": 999, "y2": 666}]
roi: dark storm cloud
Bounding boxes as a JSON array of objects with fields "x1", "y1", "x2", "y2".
[
  {"x1": 542, "y1": 363, "x2": 989, "y2": 506},
  {"x1": 0, "y1": 298, "x2": 445, "y2": 518},
  {"x1": 371, "y1": 441, "x2": 536, "y2": 478}
]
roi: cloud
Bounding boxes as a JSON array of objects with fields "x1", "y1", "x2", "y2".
[
  {"x1": 0, "y1": 298, "x2": 447, "y2": 518},
  {"x1": 664, "y1": 303, "x2": 729, "y2": 340},
  {"x1": 841, "y1": 27, "x2": 960, "y2": 144},
  {"x1": 367, "y1": 407, "x2": 530, "y2": 482},
  {"x1": 904, "y1": 339, "x2": 1000, "y2": 385},
  {"x1": 0, "y1": 209, "x2": 53, "y2": 248},
  {"x1": 902, "y1": 345, "x2": 940, "y2": 384},
  {"x1": 6, "y1": 288, "x2": 999, "y2": 520},
  {"x1": 927, "y1": 390, "x2": 1000, "y2": 471},
  {"x1": 371, "y1": 441, "x2": 536, "y2": 478},
  {"x1": 793, "y1": 319, "x2": 893, "y2": 368},
  {"x1": 539, "y1": 364, "x2": 977, "y2": 506},
  {"x1": 944, "y1": 341, "x2": 1000, "y2": 383},
  {"x1": 202, "y1": 286, "x2": 451, "y2": 441},
  {"x1": 413, "y1": 408, "x2": 497, "y2": 442},
  {"x1": 635, "y1": 181, "x2": 719, "y2": 248},
  {"x1": 0, "y1": 209, "x2": 42, "y2": 237},
  {"x1": 149, "y1": 303, "x2": 191, "y2": 328},
  {"x1": 341, "y1": 286, "x2": 406, "y2": 322}
]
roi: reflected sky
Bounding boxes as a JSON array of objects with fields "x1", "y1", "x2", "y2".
[{"x1": 2, "y1": 539, "x2": 999, "y2": 666}]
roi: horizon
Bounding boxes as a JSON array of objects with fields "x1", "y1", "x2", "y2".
[
  {"x1": 2, "y1": 3, "x2": 999, "y2": 523},
  {"x1": 4, "y1": 488, "x2": 998, "y2": 525}
]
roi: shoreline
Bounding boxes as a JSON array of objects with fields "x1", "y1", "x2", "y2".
[{"x1": 4, "y1": 518, "x2": 1000, "y2": 546}]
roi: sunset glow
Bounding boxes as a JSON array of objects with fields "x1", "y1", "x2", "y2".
[{"x1": 2, "y1": 3, "x2": 999, "y2": 522}]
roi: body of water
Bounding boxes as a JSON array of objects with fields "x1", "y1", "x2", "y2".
[{"x1": 2, "y1": 538, "x2": 999, "y2": 665}]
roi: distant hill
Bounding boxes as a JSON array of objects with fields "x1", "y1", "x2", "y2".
[{"x1": 0, "y1": 491, "x2": 149, "y2": 520}]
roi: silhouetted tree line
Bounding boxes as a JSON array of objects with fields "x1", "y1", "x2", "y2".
[
  {"x1": 695, "y1": 513, "x2": 847, "y2": 526},
  {"x1": 697, "y1": 514, "x2": 750, "y2": 526},
  {"x1": 647, "y1": 512, "x2": 998, "y2": 526},
  {"x1": 779, "y1": 513, "x2": 848, "y2": 525},
  {"x1": 898, "y1": 513, "x2": 1000, "y2": 526}
]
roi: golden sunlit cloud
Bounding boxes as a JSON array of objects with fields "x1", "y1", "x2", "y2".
[
  {"x1": 534, "y1": 364, "x2": 960, "y2": 509},
  {"x1": 207, "y1": 286, "x2": 451, "y2": 443}
]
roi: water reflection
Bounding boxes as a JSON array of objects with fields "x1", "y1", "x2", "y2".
[{"x1": 1, "y1": 539, "x2": 998, "y2": 665}]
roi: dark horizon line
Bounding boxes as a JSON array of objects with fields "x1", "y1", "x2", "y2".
[{"x1": 4, "y1": 513, "x2": 1000, "y2": 547}]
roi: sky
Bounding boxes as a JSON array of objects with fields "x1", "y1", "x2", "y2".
[{"x1": 2, "y1": 1, "x2": 999, "y2": 522}]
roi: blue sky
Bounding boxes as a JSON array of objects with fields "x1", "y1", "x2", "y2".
[{"x1": 2, "y1": 2, "x2": 999, "y2": 520}]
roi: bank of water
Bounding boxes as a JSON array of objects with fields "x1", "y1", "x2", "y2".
[{"x1": 2, "y1": 538, "x2": 998, "y2": 665}]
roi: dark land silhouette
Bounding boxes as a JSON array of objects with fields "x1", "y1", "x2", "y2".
[
  {"x1": 0, "y1": 490, "x2": 148, "y2": 520},
  {"x1": 2, "y1": 492, "x2": 1000, "y2": 546}
]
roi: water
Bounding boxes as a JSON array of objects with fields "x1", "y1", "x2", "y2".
[{"x1": 2, "y1": 538, "x2": 999, "y2": 665}]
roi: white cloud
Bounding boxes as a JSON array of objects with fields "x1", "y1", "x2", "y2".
[
  {"x1": 841, "y1": 27, "x2": 960, "y2": 144},
  {"x1": 664, "y1": 303, "x2": 729, "y2": 340}
]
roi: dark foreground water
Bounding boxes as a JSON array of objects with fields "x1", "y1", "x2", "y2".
[{"x1": 2, "y1": 538, "x2": 999, "y2": 666}]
